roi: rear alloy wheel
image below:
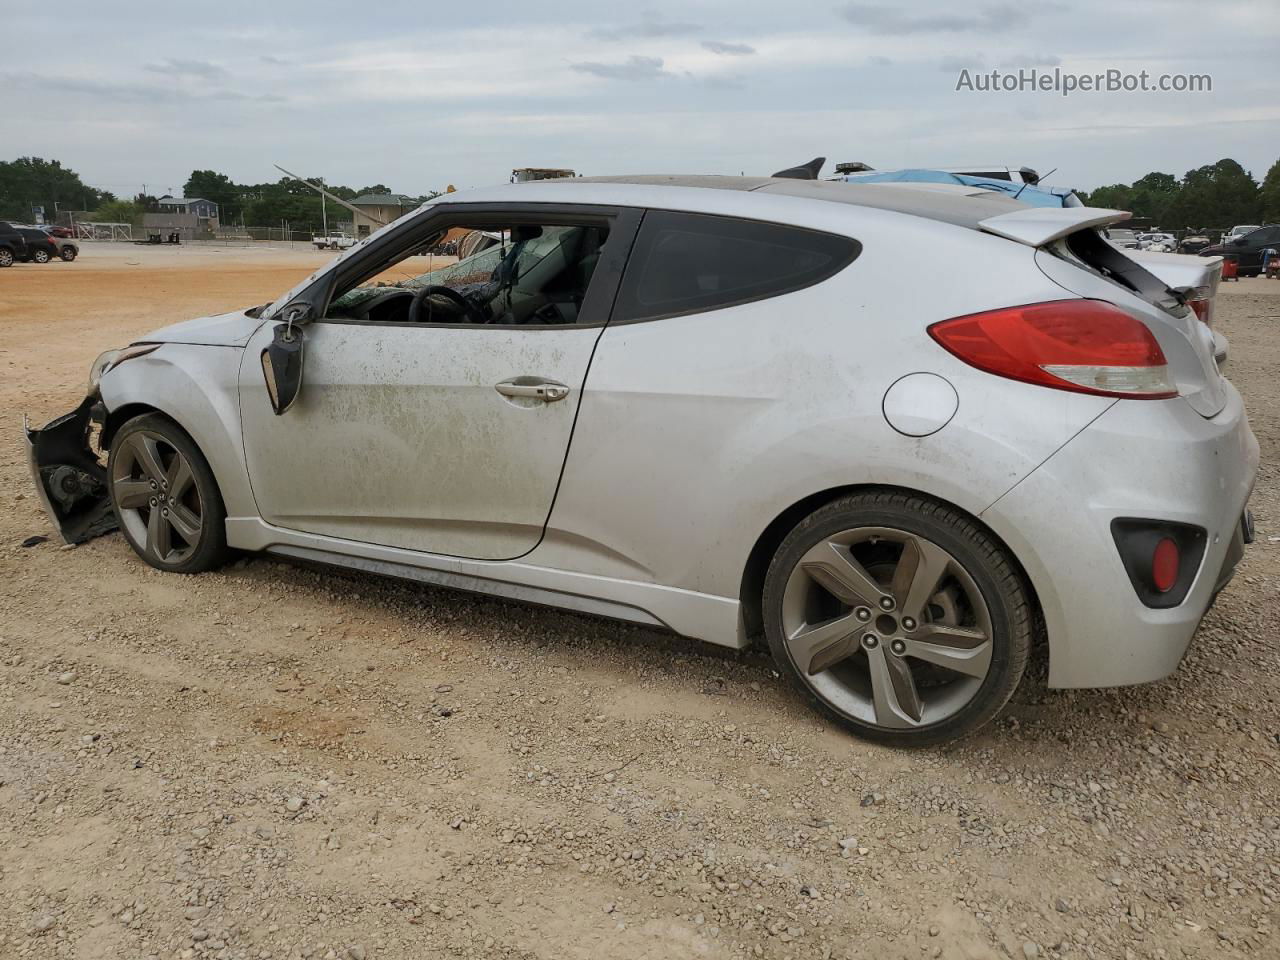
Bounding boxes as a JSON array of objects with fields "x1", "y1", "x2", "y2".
[
  {"x1": 763, "y1": 492, "x2": 1031, "y2": 746},
  {"x1": 32, "y1": 248, "x2": 51, "y2": 263},
  {"x1": 0, "y1": 248, "x2": 13, "y2": 267},
  {"x1": 108, "y1": 414, "x2": 229, "y2": 573},
  {"x1": 59, "y1": 246, "x2": 77, "y2": 262}
]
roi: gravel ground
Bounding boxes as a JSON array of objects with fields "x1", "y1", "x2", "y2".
[{"x1": 1, "y1": 253, "x2": 1278, "y2": 959}]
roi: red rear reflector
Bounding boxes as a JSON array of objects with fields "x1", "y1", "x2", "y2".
[
  {"x1": 1152, "y1": 537, "x2": 1179, "y2": 592},
  {"x1": 1188, "y1": 297, "x2": 1212, "y2": 326},
  {"x1": 928, "y1": 300, "x2": 1176, "y2": 399}
]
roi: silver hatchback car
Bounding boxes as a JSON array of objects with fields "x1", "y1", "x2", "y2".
[{"x1": 27, "y1": 176, "x2": 1257, "y2": 745}]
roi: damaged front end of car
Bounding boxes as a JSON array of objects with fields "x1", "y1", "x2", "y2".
[{"x1": 24, "y1": 394, "x2": 118, "y2": 545}]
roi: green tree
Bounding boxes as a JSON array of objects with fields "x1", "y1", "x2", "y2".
[
  {"x1": 1260, "y1": 158, "x2": 1280, "y2": 223},
  {"x1": 0, "y1": 156, "x2": 110, "y2": 221},
  {"x1": 90, "y1": 199, "x2": 143, "y2": 225},
  {"x1": 183, "y1": 170, "x2": 242, "y2": 221}
]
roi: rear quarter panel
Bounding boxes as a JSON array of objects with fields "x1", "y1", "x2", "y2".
[{"x1": 536, "y1": 210, "x2": 1114, "y2": 601}]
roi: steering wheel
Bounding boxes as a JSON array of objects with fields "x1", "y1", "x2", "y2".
[{"x1": 407, "y1": 285, "x2": 489, "y2": 325}]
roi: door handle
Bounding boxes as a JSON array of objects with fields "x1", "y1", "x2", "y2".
[{"x1": 495, "y1": 377, "x2": 571, "y2": 403}]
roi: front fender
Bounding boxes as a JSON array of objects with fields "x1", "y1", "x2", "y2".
[{"x1": 99, "y1": 344, "x2": 256, "y2": 518}]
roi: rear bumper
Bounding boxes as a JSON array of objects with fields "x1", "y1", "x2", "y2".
[{"x1": 982, "y1": 384, "x2": 1258, "y2": 688}]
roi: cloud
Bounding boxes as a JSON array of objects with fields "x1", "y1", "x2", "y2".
[
  {"x1": 868, "y1": 55, "x2": 893, "y2": 66},
  {"x1": 260, "y1": 55, "x2": 291, "y2": 66},
  {"x1": 144, "y1": 58, "x2": 230, "y2": 80},
  {"x1": 701, "y1": 40, "x2": 756, "y2": 55},
  {"x1": 999, "y1": 53, "x2": 1062, "y2": 68},
  {"x1": 591, "y1": 15, "x2": 701, "y2": 41},
  {"x1": 0, "y1": 71, "x2": 281, "y2": 104},
  {"x1": 570, "y1": 55, "x2": 670, "y2": 81},
  {"x1": 939, "y1": 54, "x2": 986, "y2": 72},
  {"x1": 838, "y1": 3, "x2": 1030, "y2": 34}
]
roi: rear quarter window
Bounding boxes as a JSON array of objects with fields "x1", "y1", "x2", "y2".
[{"x1": 613, "y1": 210, "x2": 860, "y2": 323}]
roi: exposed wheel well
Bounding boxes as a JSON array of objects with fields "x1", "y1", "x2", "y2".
[
  {"x1": 737, "y1": 484, "x2": 1044, "y2": 646},
  {"x1": 101, "y1": 402, "x2": 165, "y2": 451}
]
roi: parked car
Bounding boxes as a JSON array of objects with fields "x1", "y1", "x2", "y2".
[
  {"x1": 1199, "y1": 225, "x2": 1280, "y2": 277},
  {"x1": 1226, "y1": 225, "x2": 1260, "y2": 241},
  {"x1": 26, "y1": 176, "x2": 1257, "y2": 745},
  {"x1": 1106, "y1": 228, "x2": 1140, "y2": 249},
  {"x1": 1179, "y1": 234, "x2": 1213, "y2": 254},
  {"x1": 15, "y1": 226, "x2": 62, "y2": 263},
  {"x1": 1137, "y1": 233, "x2": 1176, "y2": 252},
  {"x1": 312, "y1": 233, "x2": 357, "y2": 251},
  {"x1": 42, "y1": 224, "x2": 75, "y2": 239},
  {"x1": 0, "y1": 220, "x2": 28, "y2": 267}
]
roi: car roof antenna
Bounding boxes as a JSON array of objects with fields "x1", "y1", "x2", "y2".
[
  {"x1": 1014, "y1": 167, "x2": 1057, "y2": 202},
  {"x1": 771, "y1": 157, "x2": 826, "y2": 180}
]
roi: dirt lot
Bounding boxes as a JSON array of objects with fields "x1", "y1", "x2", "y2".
[{"x1": 1, "y1": 247, "x2": 1278, "y2": 960}]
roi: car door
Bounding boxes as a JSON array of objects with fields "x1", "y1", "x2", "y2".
[
  {"x1": 1243, "y1": 227, "x2": 1280, "y2": 270},
  {"x1": 238, "y1": 204, "x2": 639, "y2": 561}
]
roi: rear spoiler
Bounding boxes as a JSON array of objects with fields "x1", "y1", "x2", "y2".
[{"x1": 978, "y1": 206, "x2": 1130, "y2": 247}]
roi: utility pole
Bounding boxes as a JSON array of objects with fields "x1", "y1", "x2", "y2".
[{"x1": 273, "y1": 163, "x2": 386, "y2": 226}]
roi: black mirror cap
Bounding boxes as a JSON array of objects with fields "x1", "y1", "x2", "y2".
[{"x1": 261, "y1": 323, "x2": 305, "y2": 415}]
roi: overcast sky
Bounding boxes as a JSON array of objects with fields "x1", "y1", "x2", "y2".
[{"x1": 5, "y1": 0, "x2": 1277, "y2": 199}]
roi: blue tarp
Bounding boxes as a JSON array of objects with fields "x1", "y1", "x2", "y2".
[{"x1": 835, "y1": 169, "x2": 1079, "y2": 208}]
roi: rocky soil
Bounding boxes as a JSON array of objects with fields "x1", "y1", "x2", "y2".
[{"x1": 1, "y1": 253, "x2": 1278, "y2": 959}]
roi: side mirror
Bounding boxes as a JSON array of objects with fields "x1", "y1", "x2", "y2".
[
  {"x1": 260, "y1": 321, "x2": 305, "y2": 415},
  {"x1": 1231, "y1": 237, "x2": 1246, "y2": 245}
]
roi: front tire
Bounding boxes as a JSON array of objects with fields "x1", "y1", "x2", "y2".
[
  {"x1": 0, "y1": 248, "x2": 13, "y2": 267},
  {"x1": 107, "y1": 414, "x2": 230, "y2": 573},
  {"x1": 762, "y1": 491, "x2": 1032, "y2": 746}
]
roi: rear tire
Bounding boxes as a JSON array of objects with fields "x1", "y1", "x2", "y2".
[
  {"x1": 762, "y1": 491, "x2": 1032, "y2": 747},
  {"x1": 59, "y1": 246, "x2": 77, "y2": 262},
  {"x1": 107, "y1": 414, "x2": 230, "y2": 574},
  {"x1": 32, "y1": 248, "x2": 50, "y2": 264},
  {"x1": 0, "y1": 248, "x2": 13, "y2": 267}
]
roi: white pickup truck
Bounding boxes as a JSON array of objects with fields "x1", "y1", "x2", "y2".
[{"x1": 312, "y1": 233, "x2": 357, "y2": 251}]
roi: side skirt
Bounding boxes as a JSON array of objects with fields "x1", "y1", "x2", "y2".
[{"x1": 226, "y1": 517, "x2": 745, "y2": 648}]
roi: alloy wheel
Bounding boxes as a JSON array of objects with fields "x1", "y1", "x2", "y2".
[
  {"x1": 779, "y1": 527, "x2": 993, "y2": 730},
  {"x1": 111, "y1": 431, "x2": 205, "y2": 564},
  {"x1": 33, "y1": 249, "x2": 50, "y2": 263},
  {"x1": 0, "y1": 249, "x2": 12, "y2": 267}
]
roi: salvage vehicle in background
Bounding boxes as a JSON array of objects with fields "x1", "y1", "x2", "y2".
[
  {"x1": 1137, "y1": 233, "x2": 1176, "y2": 252},
  {"x1": 26, "y1": 176, "x2": 1257, "y2": 745},
  {"x1": 1199, "y1": 225, "x2": 1280, "y2": 277},
  {"x1": 14, "y1": 225, "x2": 74, "y2": 263},
  {"x1": 0, "y1": 220, "x2": 28, "y2": 267},
  {"x1": 312, "y1": 232, "x2": 357, "y2": 251}
]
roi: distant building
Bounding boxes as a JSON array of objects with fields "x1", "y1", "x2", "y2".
[
  {"x1": 145, "y1": 196, "x2": 220, "y2": 241},
  {"x1": 156, "y1": 196, "x2": 219, "y2": 219},
  {"x1": 350, "y1": 193, "x2": 418, "y2": 237}
]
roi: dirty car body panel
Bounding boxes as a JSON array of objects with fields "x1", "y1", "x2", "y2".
[{"x1": 26, "y1": 176, "x2": 1257, "y2": 741}]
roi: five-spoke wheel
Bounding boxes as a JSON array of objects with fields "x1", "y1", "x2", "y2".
[
  {"x1": 108, "y1": 414, "x2": 229, "y2": 573},
  {"x1": 764, "y1": 492, "x2": 1031, "y2": 745}
]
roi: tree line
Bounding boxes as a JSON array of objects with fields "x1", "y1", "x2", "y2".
[
  {"x1": 4, "y1": 154, "x2": 1279, "y2": 232},
  {"x1": 0, "y1": 158, "x2": 436, "y2": 229},
  {"x1": 1079, "y1": 158, "x2": 1280, "y2": 231}
]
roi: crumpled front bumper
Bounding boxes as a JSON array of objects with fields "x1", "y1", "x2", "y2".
[{"x1": 24, "y1": 395, "x2": 118, "y2": 544}]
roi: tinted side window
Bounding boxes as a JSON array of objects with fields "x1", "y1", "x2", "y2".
[{"x1": 614, "y1": 211, "x2": 860, "y2": 323}]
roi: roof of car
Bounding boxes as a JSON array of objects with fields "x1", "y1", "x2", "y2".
[{"x1": 557, "y1": 175, "x2": 1026, "y2": 229}]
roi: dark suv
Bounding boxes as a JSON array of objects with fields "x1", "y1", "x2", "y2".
[
  {"x1": 1200, "y1": 225, "x2": 1280, "y2": 277},
  {"x1": 0, "y1": 220, "x2": 28, "y2": 267},
  {"x1": 15, "y1": 226, "x2": 61, "y2": 263}
]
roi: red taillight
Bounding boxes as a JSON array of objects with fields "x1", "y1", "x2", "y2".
[
  {"x1": 928, "y1": 299, "x2": 1176, "y2": 399},
  {"x1": 1151, "y1": 537, "x2": 1179, "y2": 592},
  {"x1": 1187, "y1": 296, "x2": 1213, "y2": 327}
]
